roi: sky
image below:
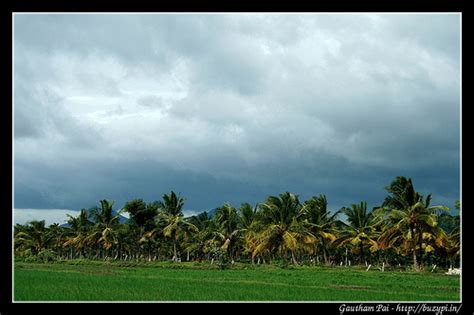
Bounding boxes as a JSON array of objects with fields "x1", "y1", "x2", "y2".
[{"x1": 13, "y1": 13, "x2": 461, "y2": 225}]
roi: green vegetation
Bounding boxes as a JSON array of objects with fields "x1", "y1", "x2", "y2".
[
  {"x1": 13, "y1": 176, "x2": 461, "y2": 301},
  {"x1": 14, "y1": 261, "x2": 459, "y2": 301},
  {"x1": 14, "y1": 176, "x2": 460, "y2": 271}
]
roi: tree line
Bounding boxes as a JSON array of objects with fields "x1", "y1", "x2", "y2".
[{"x1": 14, "y1": 176, "x2": 460, "y2": 271}]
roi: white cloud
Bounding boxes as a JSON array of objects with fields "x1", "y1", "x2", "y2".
[{"x1": 14, "y1": 208, "x2": 79, "y2": 226}]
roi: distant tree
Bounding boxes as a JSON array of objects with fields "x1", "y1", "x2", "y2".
[
  {"x1": 14, "y1": 220, "x2": 49, "y2": 255},
  {"x1": 379, "y1": 176, "x2": 448, "y2": 271},
  {"x1": 213, "y1": 202, "x2": 242, "y2": 261},
  {"x1": 87, "y1": 200, "x2": 121, "y2": 256},
  {"x1": 156, "y1": 191, "x2": 197, "y2": 261},
  {"x1": 301, "y1": 195, "x2": 338, "y2": 264},
  {"x1": 47, "y1": 223, "x2": 66, "y2": 257},
  {"x1": 336, "y1": 201, "x2": 380, "y2": 264},
  {"x1": 123, "y1": 199, "x2": 158, "y2": 231},
  {"x1": 438, "y1": 213, "x2": 460, "y2": 234},
  {"x1": 186, "y1": 212, "x2": 215, "y2": 261},
  {"x1": 64, "y1": 209, "x2": 93, "y2": 258},
  {"x1": 254, "y1": 192, "x2": 313, "y2": 265},
  {"x1": 239, "y1": 203, "x2": 261, "y2": 262}
]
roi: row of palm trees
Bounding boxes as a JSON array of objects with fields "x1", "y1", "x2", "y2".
[{"x1": 14, "y1": 176, "x2": 460, "y2": 271}]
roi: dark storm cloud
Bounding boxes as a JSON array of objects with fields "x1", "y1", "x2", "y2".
[{"x1": 13, "y1": 14, "x2": 461, "y2": 222}]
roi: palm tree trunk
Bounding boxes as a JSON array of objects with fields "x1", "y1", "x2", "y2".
[
  {"x1": 314, "y1": 245, "x2": 318, "y2": 265},
  {"x1": 173, "y1": 239, "x2": 177, "y2": 261},
  {"x1": 291, "y1": 251, "x2": 298, "y2": 265},
  {"x1": 418, "y1": 232, "x2": 423, "y2": 271},
  {"x1": 413, "y1": 249, "x2": 418, "y2": 271},
  {"x1": 410, "y1": 226, "x2": 419, "y2": 271},
  {"x1": 323, "y1": 249, "x2": 329, "y2": 265},
  {"x1": 345, "y1": 247, "x2": 348, "y2": 266}
]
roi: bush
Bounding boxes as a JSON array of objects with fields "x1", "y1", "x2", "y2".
[
  {"x1": 24, "y1": 255, "x2": 39, "y2": 263},
  {"x1": 37, "y1": 249, "x2": 57, "y2": 263},
  {"x1": 209, "y1": 247, "x2": 230, "y2": 270},
  {"x1": 14, "y1": 249, "x2": 33, "y2": 262},
  {"x1": 15, "y1": 249, "x2": 58, "y2": 263}
]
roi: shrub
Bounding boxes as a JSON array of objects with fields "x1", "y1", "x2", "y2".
[
  {"x1": 37, "y1": 249, "x2": 57, "y2": 263},
  {"x1": 209, "y1": 247, "x2": 230, "y2": 270}
]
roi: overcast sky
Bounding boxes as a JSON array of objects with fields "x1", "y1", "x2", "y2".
[{"x1": 13, "y1": 13, "x2": 460, "y2": 225}]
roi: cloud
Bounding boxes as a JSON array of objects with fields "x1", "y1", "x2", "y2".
[
  {"x1": 14, "y1": 208, "x2": 80, "y2": 226},
  {"x1": 13, "y1": 14, "x2": 461, "y2": 216}
]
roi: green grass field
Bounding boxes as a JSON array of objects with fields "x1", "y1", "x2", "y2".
[{"x1": 14, "y1": 261, "x2": 460, "y2": 301}]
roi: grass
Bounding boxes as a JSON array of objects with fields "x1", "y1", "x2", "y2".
[{"x1": 14, "y1": 261, "x2": 460, "y2": 301}]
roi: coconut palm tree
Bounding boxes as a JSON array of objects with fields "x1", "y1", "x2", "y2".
[
  {"x1": 14, "y1": 223, "x2": 29, "y2": 256},
  {"x1": 239, "y1": 203, "x2": 257, "y2": 230},
  {"x1": 47, "y1": 223, "x2": 67, "y2": 258},
  {"x1": 158, "y1": 213, "x2": 197, "y2": 261},
  {"x1": 443, "y1": 200, "x2": 461, "y2": 268},
  {"x1": 87, "y1": 200, "x2": 121, "y2": 258},
  {"x1": 253, "y1": 192, "x2": 314, "y2": 265},
  {"x1": 14, "y1": 220, "x2": 49, "y2": 255},
  {"x1": 159, "y1": 191, "x2": 185, "y2": 216},
  {"x1": 213, "y1": 202, "x2": 242, "y2": 261},
  {"x1": 186, "y1": 212, "x2": 215, "y2": 261},
  {"x1": 336, "y1": 201, "x2": 381, "y2": 265},
  {"x1": 64, "y1": 209, "x2": 92, "y2": 258},
  {"x1": 238, "y1": 203, "x2": 262, "y2": 263},
  {"x1": 155, "y1": 191, "x2": 197, "y2": 261},
  {"x1": 378, "y1": 176, "x2": 448, "y2": 271},
  {"x1": 123, "y1": 199, "x2": 158, "y2": 232},
  {"x1": 443, "y1": 228, "x2": 460, "y2": 269},
  {"x1": 301, "y1": 195, "x2": 339, "y2": 265}
]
